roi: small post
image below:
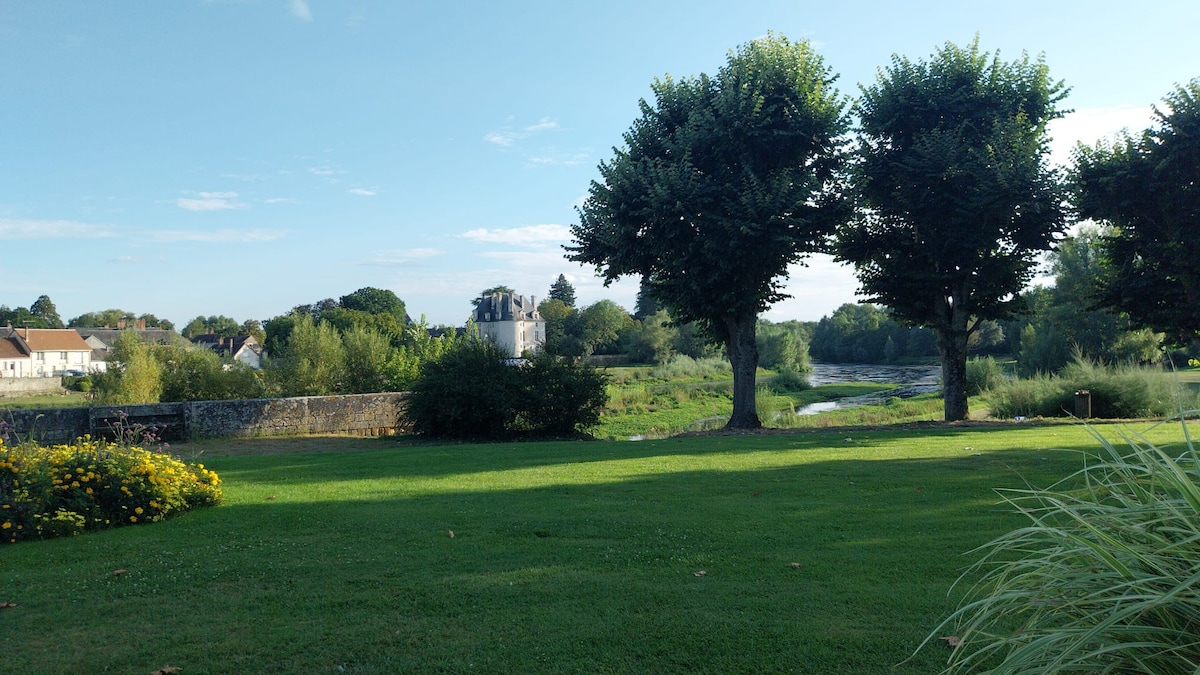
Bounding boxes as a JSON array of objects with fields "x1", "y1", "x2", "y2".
[{"x1": 1074, "y1": 389, "x2": 1091, "y2": 418}]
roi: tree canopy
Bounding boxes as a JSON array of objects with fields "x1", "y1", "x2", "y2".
[
  {"x1": 548, "y1": 274, "x2": 577, "y2": 308},
  {"x1": 1074, "y1": 79, "x2": 1200, "y2": 345},
  {"x1": 568, "y1": 33, "x2": 850, "y2": 428},
  {"x1": 836, "y1": 38, "x2": 1069, "y2": 421}
]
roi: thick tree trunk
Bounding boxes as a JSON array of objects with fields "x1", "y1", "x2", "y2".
[
  {"x1": 724, "y1": 315, "x2": 762, "y2": 430},
  {"x1": 937, "y1": 331, "x2": 970, "y2": 422}
]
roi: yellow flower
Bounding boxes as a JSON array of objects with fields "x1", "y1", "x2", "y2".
[
  {"x1": 135, "y1": 507, "x2": 144, "y2": 515},
  {"x1": 2, "y1": 522, "x2": 10, "y2": 529},
  {"x1": 129, "y1": 516, "x2": 138, "y2": 523}
]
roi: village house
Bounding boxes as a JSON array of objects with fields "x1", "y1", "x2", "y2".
[
  {"x1": 3, "y1": 327, "x2": 93, "y2": 377},
  {"x1": 74, "y1": 319, "x2": 177, "y2": 373},
  {"x1": 190, "y1": 333, "x2": 264, "y2": 370},
  {"x1": 474, "y1": 292, "x2": 545, "y2": 358},
  {"x1": 0, "y1": 328, "x2": 32, "y2": 378}
]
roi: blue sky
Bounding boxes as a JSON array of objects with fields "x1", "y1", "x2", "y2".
[{"x1": 2, "y1": 1, "x2": 1197, "y2": 328}]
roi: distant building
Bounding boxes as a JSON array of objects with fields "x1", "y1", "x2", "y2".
[
  {"x1": 2, "y1": 327, "x2": 93, "y2": 377},
  {"x1": 74, "y1": 321, "x2": 177, "y2": 373},
  {"x1": 474, "y1": 292, "x2": 545, "y2": 358},
  {"x1": 190, "y1": 334, "x2": 263, "y2": 370}
]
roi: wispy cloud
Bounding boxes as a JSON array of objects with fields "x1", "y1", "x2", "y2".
[
  {"x1": 0, "y1": 218, "x2": 117, "y2": 240},
  {"x1": 264, "y1": 197, "x2": 298, "y2": 204},
  {"x1": 107, "y1": 255, "x2": 144, "y2": 264},
  {"x1": 1047, "y1": 104, "x2": 1154, "y2": 168},
  {"x1": 176, "y1": 191, "x2": 246, "y2": 212},
  {"x1": 348, "y1": 188, "x2": 377, "y2": 196},
  {"x1": 527, "y1": 150, "x2": 589, "y2": 167},
  {"x1": 362, "y1": 248, "x2": 444, "y2": 266},
  {"x1": 484, "y1": 117, "x2": 559, "y2": 147},
  {"x1": 288, "y1": 0, "x2": 312, "y2": 22},
  {"x1": 308, "y1": 165, "x2": 344, "y2": 177},
  {"x1": 143, "y1": 229, "x2": 286, "y2": 244},
  {"x1": 461, "y1": 224, "x2": 571, "y2": 246}
]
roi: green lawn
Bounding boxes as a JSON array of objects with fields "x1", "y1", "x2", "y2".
[
  {"x1": 2, "y1": 422, "x2": 1195, "y2": 673},
  {"x1": 0, "y1": 391, "x2": 89, "y2": 410}
]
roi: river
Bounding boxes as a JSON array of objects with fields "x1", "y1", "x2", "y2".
[{"x1": 798, "y1": 362, "x2": 942, "y2": 414}]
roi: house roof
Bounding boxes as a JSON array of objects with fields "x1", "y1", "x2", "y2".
[
  {"x1": 74, "y1": 328, "x2": 176, "y2": 348},
  {"x1": 474, "y1": 292, "x2": 543, "y2": 323},
  {"x1": 16, "y1": 328, "x2": 91, "y2": 352},
  {"x1": 0, "y1": 337, "x2": 28, "y2": 359},
  {"x1": 191, "y1": 334, "x2": 260, "y2": 357}
]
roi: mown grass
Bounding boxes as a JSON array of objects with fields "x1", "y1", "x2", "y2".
[
  {"x1": 0, "y1": 391, "x2": 90, "y2": 410},
  {"x1": 4, "y1": 422, "x2": 1196, "y2": 673}
]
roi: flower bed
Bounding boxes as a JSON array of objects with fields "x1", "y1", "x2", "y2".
[{"x1": 0, "y1": 436, "x2": 220, "y2": 544}]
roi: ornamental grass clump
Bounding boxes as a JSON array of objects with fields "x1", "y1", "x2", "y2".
[
  {"x1": 0, "y1": 435, "x2": 220, "y2": 544},
  {"x1": 928, "y1": 413, "x2": 1200, "y2": 673}
]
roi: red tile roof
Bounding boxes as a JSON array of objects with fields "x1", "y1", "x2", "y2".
[
  {"x1": 16, "y1": 329, "x2": 91, "y2": 352},
  {"x1": 0, "y1": 337, "x2": 27, "y2": 359}
]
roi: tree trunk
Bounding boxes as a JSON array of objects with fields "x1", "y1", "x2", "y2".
[
  {"x1": 935, "y1": 323, "x2": 970, "y2": 422},
  {"x1": 724, "y1": 314, "x2": 762, "y2": 430}
]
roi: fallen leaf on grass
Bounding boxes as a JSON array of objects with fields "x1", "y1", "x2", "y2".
[
  {"x1": 0, "y1": 602, "x2": 17, "y2": 609},
  {"x1": 265, "y1": 495, "x2": 276, "y2": 501},
  {"x1": 789, "y1": 562, "x2": 801, "y2": 569},
  {"x1": 112, "y1": 569, "x2": 127, "y2": 576},
  {"x1": 940, "y1": 636, "x2": 962, "y2": 649},
  {"x1": 151, "y1": 667, "x2": 181, "y2": 675},
  {"x1": 447, "y1": 530, "x2": 455, "y2": 538},
  {"x1": 693, "y1": 570, "x2": 706, "y2": 577}
]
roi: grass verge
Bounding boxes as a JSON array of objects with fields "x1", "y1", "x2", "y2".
[{"x1": 3, "y1": 422, "x2": 1195, "y2": 673}]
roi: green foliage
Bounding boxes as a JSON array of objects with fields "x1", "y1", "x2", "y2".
[
  {"x1": 623, "y1": 309, "x2": 676, "y2": 364},
  {"x1": 756, "y1": 320, "x2": 813, "y2": 372},
  {"x1": 1075, "y1": 79, "x2": 1200, "y2": 344},
  {"x1": 0, "y1": 436, "x2": 221, "y2": 544},
  {"x1": 513, "y1": 352, "x2": 609, "y2": 434},
  {"x1": 547, "y1": 274, "x2": 576, "y2": 308},
  {"x1": 810, "y1": 303, "x2": 938, "y2": 363},
  {"x1": 29, "y1": 294, "x2": 64, "y2": 328},
  {"x1": 92, "y1": 331, "x2": 162, "y2": 405},
  {"x1": 839, "y1": 38, "x2": 1069, "y2": 421},
  {"x1": 268, "y1": 314, "x2": 346, "y2": 397},
  {"x1": 339, "y1": 286, "x2": 407, "y2": 322},
  {"x1": 341, "y1": 325, "x2": 393, "y2": 394},
  {"x1": 405, "y1": 338, "x2": 608, "y2": 439},
  {"x1": 989, "y1": 355, "x2": 1195, "y2": 419},
  {"x1": 155, "y1": 343, "x2": 265, "y2": 402},
  {"x1": 181, "y1": 314, "x2": 241, "y2": 339},
  {"x1": 932, "y1": 416, "x2": 1200, "y2": 672},
  {"x1": 405, "y1": 338, "x2": 519, "y2": 438},
  {"x1": 965, "y1": 356, "x2": 1006, "y2": 396},
  {"x1": 569, "y1": 33, "x2": 850, "y2": 429}
]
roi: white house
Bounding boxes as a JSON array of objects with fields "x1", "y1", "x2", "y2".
[
  {"x1": 474, "y1": 292, "x2": 545, "y2": 358},
  {"x1": 190, "y1": 334, "x2": 264, "y2": 370},
  {"x1": 0, "y1": 332, "x2": 31, "y2": 378},
  {"x1": 11, "y1": 328, "x2": 93, "y2": 376}
]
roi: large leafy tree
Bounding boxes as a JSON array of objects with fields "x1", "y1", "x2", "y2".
[
  {"x1": 837, "y1": 39, "x2": 1069, "y2": 421},
  {"x1": 568, "y1": 34, "x2": 850, "y2": 428},
  {"x1": 339, "y1": 287, "x2": 407, "y2": 322},
  {"x1": 29, "y1": 295, "x2": 64, "y2": 328},
  {"x1": 1074, "y1": 79, "x2": 1200, "y2": 346}
]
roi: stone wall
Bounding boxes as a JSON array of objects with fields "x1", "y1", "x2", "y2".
[
  {"x1": 2, "y1": 392, "x2": 409, "y2": 443},
  {"x1": 0, "y1": 378, "x2": 64, "y2": 397}
]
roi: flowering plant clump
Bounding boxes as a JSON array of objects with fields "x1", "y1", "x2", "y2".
[{"x1": 0, "y1": 435, "x2": 220, "y2": 544}]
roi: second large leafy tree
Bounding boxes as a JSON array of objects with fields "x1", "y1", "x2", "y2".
[{"x1": 568, "y1": 34, "x2": 849, "y2": 429}]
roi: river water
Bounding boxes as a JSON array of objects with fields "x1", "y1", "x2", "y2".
[{"x1": 797, "y1": 362, "x2": 942, "y2": 414}]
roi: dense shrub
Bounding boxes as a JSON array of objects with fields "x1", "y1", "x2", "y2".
[
  {"x1": 988, "y1": 356, "x2": 1192, "y2": 419},
  {"x1": 405, "y1": 339, "x2": 517, "y2": 438},
  {"x1": 513, "y1": 351, "x2": 609, "y2": 434},
  {"x1": 965, "y1": 356, "x2": 1006, "y2": 395},
  {"x1": 650, "y1": 355, "x2": 731, "y2": 381},
  {"x1": 1, "y1": 436, "x2": 221, "y2": 544},
  {"x1": 931, "y1": 416, "x2": 1200, "y2": 672}
]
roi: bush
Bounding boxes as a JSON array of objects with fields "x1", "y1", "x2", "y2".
[
  {"x1": 965, "y1": 356, "x2": 1006, "y2": 395},
  {"x1": 768, "y1": 368, "x2": 811, "y2": 393},
  {"x1": 514, "y1": 352, "x2": 609, "y2": 434},
  {"x1": 405, "y1": 341, "x2": 610, "y2": 439},
  {"x1": 405, "y1": 339, "x2": 517, "y2": 439},
  {"x1": 0, "y1": 436, "x2": 221, "y2": 544},
  {"x1": 988, "y1": 355, "x2": 1195, "y2": 419},
  {"x1": 928, "y1": 414, "x2": 1200, "y2": 672}
]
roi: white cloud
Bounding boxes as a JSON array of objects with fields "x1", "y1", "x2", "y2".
[
  {"x1": 1046, "y1": 104, "x2": 1155, "y2": 168},
  {"x1": 0, "y1": 218, "x2": 117, "y2": 240},
  {"x1": 461, "y1": 224, "x2": 571, "y2": 246},
  {"x1": 484, "y1": 117, "x2": 559, "y2": 147},
  {"x1": 107, "y1": 255, "x2": 144, "y2": 264},
  {"x1": 524, "y1": 117, "x2": 558, "y2": 132},
  {"x1": 348, "y1": 188, "x2": 377, "y2": 196},
  {"x1": 176, "y1": 191, "x2": 245, "y2": 212},
  {"x1": 264, "y1": 197, "x2": 298, "y2": 204},
  {"x1": 484, "y1": 132, "x2": 517, "y2": 147},
  {"x1": 308, "y1": 165, "x2": 343, "y2": 176},
  {"x1": 288, "y1": 0, "x2": 312, "y2": 22},
  {"x1": 143, "y1": 228, "x2": 286, "y2": 243}
]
